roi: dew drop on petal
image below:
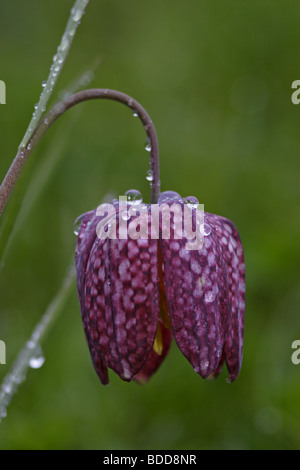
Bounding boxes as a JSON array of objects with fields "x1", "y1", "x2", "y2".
[
  {"x1": 204, "y1": 291, "x2": 215, "y2": 303},
  {"x1": 73, "y1": 214, "x2": 86, "y2": 236},
  {"x1": 125, "y1": 189, "x2": 143, "y2": 205},
  {"x1": 200, "y1": 223, "x2": 212, "y2": 236},
  {"x1": 130, "y1": 207, "x2": 138, "y2": 215},
  {"x1": 158, "y1": 191, "x2": 182, "y2": 204},
  {"x1": 121, "y1": 211, "x2": 130, "y2": 221},
  {"x1": 184, "y1": 196, "x2": 199, "y2": 206}
]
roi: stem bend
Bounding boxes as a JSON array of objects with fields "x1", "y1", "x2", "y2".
[{"x1": 0, "y1": 88, "x2": 160, "y2": 215}]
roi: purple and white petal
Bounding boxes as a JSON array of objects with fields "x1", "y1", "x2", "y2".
[
  {"x1": 75, "y1": 209, "x2": 109, "y2": 384},
  {"x1": 160, "y1": 201, "x2": 227, "y2": 378},
  {"x1": 84, "y1": 206, "x2": 160, "y2": 381},
  {"x1": 134, "y1": 320, "x2": 172, "y2": 384},
  {"x1": 206, "y1": 213, "x2": 245, "y2": 382}
]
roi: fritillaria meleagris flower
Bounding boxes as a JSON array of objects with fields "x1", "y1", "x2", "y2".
[{"x1": 74, "y1": 190, "x2": 245, "y2": 385}]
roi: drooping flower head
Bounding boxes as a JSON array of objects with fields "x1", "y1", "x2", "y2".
[
  {"x1": 71, "y1": 88, "x2": 245, "y2": 385},
  {"x1": 74, "y1": 189, "x2": 245, "y2": 385}
]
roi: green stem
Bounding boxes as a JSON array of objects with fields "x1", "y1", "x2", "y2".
[
  {"x1": 0, "y1": 263, "x2": 76, "y2": 422},
  {"x1": 19, "y1": 0, "x2": 90, "y2": 150},
  {"x1": 0, "y1": 0, "x2": 89, "y2": 216}
]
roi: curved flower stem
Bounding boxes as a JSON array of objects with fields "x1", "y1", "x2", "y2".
[
  {"x1": 0, "y1": 89, "x2": 160, "y2": 215},
  {"x1": 0, "y1": 65, "x2": 98, "y2": 264}
]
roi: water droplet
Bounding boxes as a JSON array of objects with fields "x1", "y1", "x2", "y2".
[
  {"x1": 29, "y1": 346, "x2": 45, "y2": 369},
  {"x1": 158, "y1": 191, "x2": 182, "y2": 204},
  {"x1": 0, "y1": 406, "x2": 7, "y2": 419},
  {"x1": 204, "y1": 291, "x2": 215, "y2": 303},
  {"x1": 41, "y1": 80, "x2": 47, "y2": 88},
  {"x1": 125, "y1": 189, "x2": 143, "y2": 205},
  {"x1": 34, "y1": 103, "x2": 38, "y2": 110},
  {"x1": 200, "y1": 223, "x2": 211, "y2": 236},
  {"x1": 73, "y1": 9, "x2": 82, "y2": 22},
  {"x1": 132, "y1": 111, "x2": 138, "y2": 117},
  {"x1": 145, "y1": 142, "x2": 151, "y2": 152},
  {"x1": 2, "y1": 382, "x2": 12, "y2": 394},
  {"x1": 73, "y1": 213, "x2": 86, "y2": 236},
  {"x1": 146, "y1": 170, "x2": 153, "y2": 182},
  {"x1": 130, "y1": 206, "x2": 138, "y2": 215},
  {"x1": 184, "y1": 196, "x2": 199, "y2": 207},
  {"x1": 60, "y1": 38, "x2": 68, "y2": 51},
  {"x1": 121, "y1": 211, "x2": 130, "y2": 221}
]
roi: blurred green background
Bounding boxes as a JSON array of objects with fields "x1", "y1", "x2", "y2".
[{"x1": 0, "y1": 0, "x2": 300, "y2": 450}]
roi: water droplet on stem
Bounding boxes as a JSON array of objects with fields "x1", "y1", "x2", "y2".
[
  {"x1": 146, "y1": 170, "x2": 154, "y2": 182},
  {"x1": 29, "y1": 346, "x2": 45, "y2": 369}
]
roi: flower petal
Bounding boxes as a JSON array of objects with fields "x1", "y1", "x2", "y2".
[
  {"x1": 75, "y1": 211, "x2": 98, "y2": 307},
  {"x1": 160, "y1": 202, "x2": 228, "y2": 378},
  {"x1": 83, "y1": 206, "x2": 160, "y2": 381},
  {"x1": 134, "y1": 320, "x2": 172, "y2": 384},
  {"x1": 75, "y1": 210, "x2": 109, "y2": 385},
  {"x1": 205, "y1": 214, "x2": 245, "y2": 382}
]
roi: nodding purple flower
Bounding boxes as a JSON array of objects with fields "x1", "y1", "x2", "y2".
[
  {"x1": 74, "y1": 190, "x2": 245, "y2": 385},
  {"x1": 68, "y1": 88, "x2": 245, "y2": 385}
]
